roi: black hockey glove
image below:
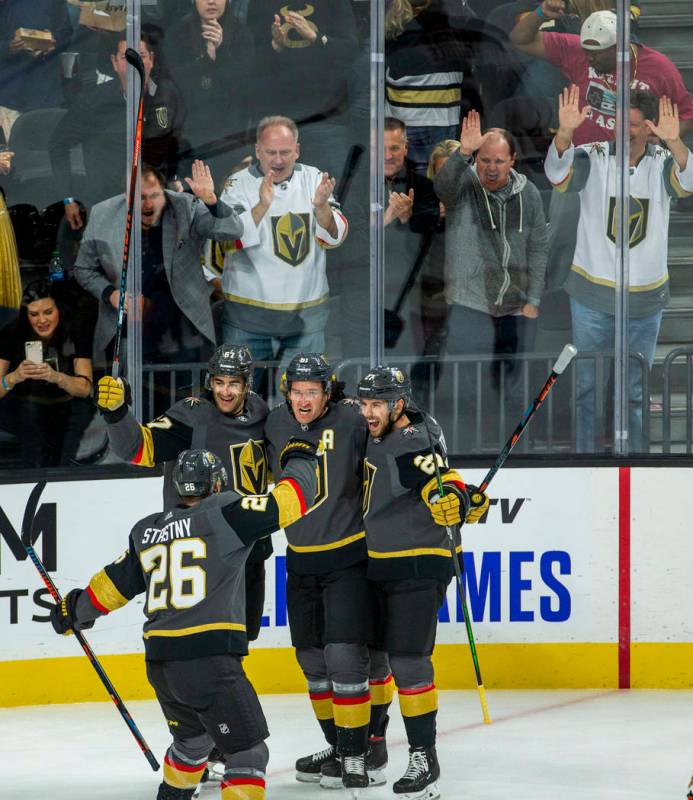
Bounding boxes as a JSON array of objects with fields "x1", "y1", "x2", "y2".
[
  {"x1": 465, "y1": 484, "x2": 489, "y2": 524},
  {"x1": 279, "y1": 437, "x2": 319, "y2": 469},
  {"x1": 50, "y1": 589, "x2": 94, "y2": 636},
  {"x1": 96, "y1": 376, "x2": 132, "y2": 413}
]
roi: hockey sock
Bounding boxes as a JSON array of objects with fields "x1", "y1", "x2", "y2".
[
  {"x1": 162, "y1": 746, "x2": 207, "y2": 791},
  {"x1": 332, "y1": 680, "x2": 370, "y2": 756},
  {"x1": 308, "y1": 679, "x2": 337, "y2": 746},
  {"x1": 221, "y1": 769, "x2": 266, "y2": 799},
  {"x1": 368, "y1": 673, "x2": 394, "y2": 737},
  {"x1": 398, "y1": 683, "x2": 438, "y2": 749}
]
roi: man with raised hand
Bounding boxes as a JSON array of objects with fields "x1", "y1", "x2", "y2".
[{"x1": 544, "y1": 85, "x2": 693, "y2": 452}]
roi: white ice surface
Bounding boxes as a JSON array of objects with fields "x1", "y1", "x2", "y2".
[{"x1": 1, "y1": 690, "x2": 691, "y2": 799}]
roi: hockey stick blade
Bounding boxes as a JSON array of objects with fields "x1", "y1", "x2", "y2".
[
  {"x1": 124, "y1": 47, "x2": 145, "y2": 81},
  {"x1": 552, "y1": 343, "x2": 578, "y2": 375}
]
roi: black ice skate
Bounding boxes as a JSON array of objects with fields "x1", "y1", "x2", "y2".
[
  {"x1": 392, "y1": 746, "x2": 440, "y2": 800},
  {"x1": 341, "y1": 754, "x2": 369, "y2": 798},
  {"x1": 295, "y1": 744, "x2": 338, "y2": 783},
  {"x1": 365, "y1": 725, "x2": 388, "y2": 786}
]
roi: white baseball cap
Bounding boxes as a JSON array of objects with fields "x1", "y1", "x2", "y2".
[{"x1": 580, "y1": 10, "x2": 617, "y2": 51}]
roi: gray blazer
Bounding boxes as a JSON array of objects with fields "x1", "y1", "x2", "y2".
[{"x1": 74, "y1": 190, "x2": 243, "y2": 360}]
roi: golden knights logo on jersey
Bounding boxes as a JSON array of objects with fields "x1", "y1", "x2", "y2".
[
  {"x1": 607, "y1": 197, "x2": 650, "y2": 248},
  {"x1": 362, "y1": 459, "x2": 377, "y2": 516},
  {"x1": 230, "y1": 439, "x2": 268, "y2": 495},
  {"x1": 272, "y1": 212, "x2": 310, "y2": 266}
]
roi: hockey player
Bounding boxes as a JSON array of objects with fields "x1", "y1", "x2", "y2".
[
  {"x1": 49, "y1": 443, "x2": 319, "y2": 800},
  {"x1": 264, "y1": 353, "x2": 378, "y2": 794},
  {"x1": 96, "y1": 346, "x2": 270, "y2": 782},
  {"x1": 357, "y1": 365, "x2": 489, "y2": 800}
]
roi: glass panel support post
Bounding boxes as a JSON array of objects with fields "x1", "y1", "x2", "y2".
[{"x1": 369, "y1": 0, "x2": 385, "y2": 367}]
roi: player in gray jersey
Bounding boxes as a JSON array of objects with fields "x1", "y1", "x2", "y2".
[
  {"x1": 264, "y1": 353, "x2": 378, "y2": 795},
  {"x1": 357, "y1": 366, "x2": 488, "y2": 800},
  {"x1": 96, "y1": 346, "x2": 270, "y2": 639},
  {"x1": 50, "y1": 442, "x2": 319, "y2": 800}
]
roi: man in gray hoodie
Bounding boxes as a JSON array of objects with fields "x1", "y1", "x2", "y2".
[{"x1": 434, "y1": 110, "x2": 548, "y2": 448}]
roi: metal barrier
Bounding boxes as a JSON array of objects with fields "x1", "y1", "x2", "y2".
[
  {"x1": 662, "y1": 346, "x2": 693, "y2": 454},
  {"x1": 138, "y1": 351, "x2": 650, "y2": 456}
]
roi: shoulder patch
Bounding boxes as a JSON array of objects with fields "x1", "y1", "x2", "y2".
[{"x1": 184, "y1": 396, "x2": 201, "y2": 407}]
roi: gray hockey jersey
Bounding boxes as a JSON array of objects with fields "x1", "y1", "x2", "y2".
[
  {"x1": 363, "y1": 410, "x2": 464, "y2": 581},
  {"x1": 76, "y1": 457, "x2": 317, "y2": 660},
  {"x1": 265, "y1": 399, "x2": 368, "y2": 574}
]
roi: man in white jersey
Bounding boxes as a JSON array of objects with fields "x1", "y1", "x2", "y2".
[
  {"x1": 544, "y1": 85, "x2": 693, "y2": 453},
  {"x1": 219, "y1": 115, "x2": 348, "y2": 374}
]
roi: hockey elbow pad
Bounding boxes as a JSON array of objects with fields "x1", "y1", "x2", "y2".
[
  {"x1": 49, "y1": 589, "x2": 95, "y2": 636},
  {"x1": 464, "y1": 484, "x2": 489, "y2": 524}
]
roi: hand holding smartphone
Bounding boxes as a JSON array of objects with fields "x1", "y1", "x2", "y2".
[{"x1": 25, "y1": 341, "x2": 44, "y2": 364}]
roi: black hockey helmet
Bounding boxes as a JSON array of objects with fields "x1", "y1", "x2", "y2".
[
  {"x1": 281, "y1": 353, "x2": 335, "y2": 396},
  {"x1": 357, "y1": 365, "x2": 411, "y2": 405},
  {"x1": 172, "y1": 449, "x2": 228, "y2": 497},
  {"x1": 205, "y1": 345, "x2": 253, "y2": 390}
]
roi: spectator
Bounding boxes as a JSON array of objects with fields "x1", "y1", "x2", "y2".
[
  {"x1": 246, "y1": 0, "x2": 358, "y2": 177},
  {"x1": 73, "y1": 160, "x2": 242, "y2": 376},
  {"x1": 544, "y1": 87, "x2": 693, "y2": 452},
  {"x1": 161, "y1": 0, "x2": 255, "y2": 181},
  {"x1": 219, "y1": 116, "x2": 347, "y2": 378},
  {"x1": 510, "y1": 5, "x2": 693, "y2": 145},
  {"x1": 384, "y1": 0, "x2": 469, "y2": 174},
  {"x1": 49, "y1": 34, "x2": 185, "y2": 230},
  {"x1": 434, "y1": 110, "x2": 548, "y2": 446},
  {"x1": 382, "y1": 117, "x2": 440, "y2": 356},
  {"x1": 0, "y1": 0, "x2": 72, "y2": 138},
  {"x1": 0, "y1": 279, "x2": 94, "y2": 467}
]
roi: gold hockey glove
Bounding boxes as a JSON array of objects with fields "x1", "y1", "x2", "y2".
[
  {"x1": 465, "y1": 484, "x2": 489, "y2": 524},
  {"x1": 96, "y1": 376, "x2": 130, "y2": 412}
]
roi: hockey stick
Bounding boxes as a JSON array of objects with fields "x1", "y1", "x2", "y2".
[
  {"x1": 111, "y1": 47, "x2": 145, "y2": 380},
  {"x1": 333, "y1": 144, "x2": 365, "y2": 207},
  {"x1": 22, "y1": 481, "x2": 160, "y2": 772},
  {"x1": 478, "y1": 343, "x2": 578, "y2": 493},
  {"x1": 414, "y1": 410, "x2": 491, "y2": 725}
]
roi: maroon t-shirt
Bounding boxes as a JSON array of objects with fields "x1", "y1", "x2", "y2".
[{"x1": 543, "y1": 33, "x2": 693, "y2": 145}]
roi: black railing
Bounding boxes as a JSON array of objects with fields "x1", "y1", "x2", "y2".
[{"x1": 662, "y1": 346, "x2": 693, "y2": 454}]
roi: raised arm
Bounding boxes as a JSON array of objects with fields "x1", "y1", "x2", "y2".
[{"x1": 509, "y1": 0, "x2": 566, "y2": 59}]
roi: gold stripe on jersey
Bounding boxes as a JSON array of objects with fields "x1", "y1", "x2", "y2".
[
  {"x1": 570, "y1": 264, "x2": 669, "y2": 292},
  {"x1": 133, "y1": 424, "x2": 156, "y2": 467},
  {"x1": 368, "y1": 544, "x2": 462, "y2": 559},
  {"x1": 398, "y1": 685, "x2": 438, "y2": 718},
  {"x1": 670, "y1": 162, "x2": 693, "y2": 198},
  {"x1": 88, "y1": 569, "x2": 129, "y2": 612},
  {"x1": 272, "y1": 479, "x2": 306, "y2": 529},
  {"x1": 287, "y1": 530, "x2": 365, "y2": 553},
  {"x1": 143, "y1": 621, "x2": 246, "y2": 639},
  {"x1": 387, "y1": 87, "x2": 461, "y2": 106},
  {"x1": 224, "y1": 291, "x2": 329, "y2": 311}
]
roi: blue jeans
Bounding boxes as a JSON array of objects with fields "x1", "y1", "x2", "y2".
[
  {"x1": 405, "y1": 125, "x2": 459, "y2": 176},
  {"x1": 570, "y1": 297, "x2": 662, "y2": 453}
]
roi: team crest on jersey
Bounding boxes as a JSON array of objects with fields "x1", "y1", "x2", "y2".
[
  {"x1": 230, "y1": 439, "x2": 268, "y2": 495},
  {"x1": 272, "y1": 212, "x2": 310, "y2": 266},
  {"x1": 607, "y1": 196, "x2": 649, "y2": 248},
  {"x1": 154, "y1": 106, "x2": 168, "y2": 129},
  {"x1": 184, "y1": 396, "x2": 201, "y2": 407},
  {"x1": 402, "y1": 425, "x2": 417, "y2": 436},
  {"x1": 362, "y1": 459, "x2": 377, "y2": 516}
]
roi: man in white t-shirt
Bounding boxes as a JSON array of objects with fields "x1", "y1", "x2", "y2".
[
  {"x1": 544, "y1": 85, "x2": 693, "y2": 453},
  {"x1": 220, "y1": 115, "x2": 348, "y2": 374}
]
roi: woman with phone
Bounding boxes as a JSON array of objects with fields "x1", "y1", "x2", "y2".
[{"x1": 0, "y1": 279, "x2": 94, "y2": 468}]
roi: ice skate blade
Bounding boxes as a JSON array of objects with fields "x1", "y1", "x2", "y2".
[
  {"x1": 297, "y1": 771, "x2": 324, "y2": 783},
  {"x1": 204, "y1": 763, "x2": 224, "y2": 783},
  {"x1": 319, "y1": 774, "x2": 344, "y2": 790},
  {"x1": 395, "y1": 780, "x2": 440, "y2": 800}
]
